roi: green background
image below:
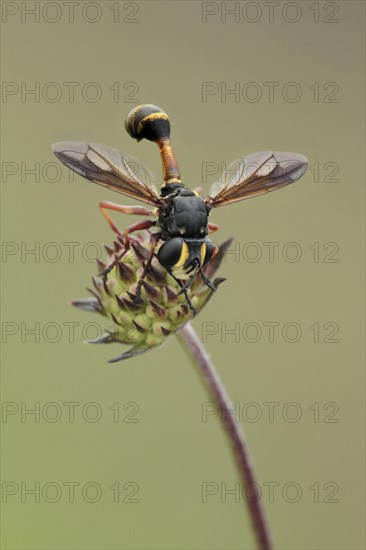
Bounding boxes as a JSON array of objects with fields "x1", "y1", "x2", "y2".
[{"x1": 1, "y1": 1, "x2": 365, "y2": 549}]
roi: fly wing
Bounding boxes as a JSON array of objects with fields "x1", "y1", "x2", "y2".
[
  {"x1": 52, "y1": 141, "x2": 162, "y2": 206},
  {"x1": 206, "y1": 151, "x2": 308, "y2": 208}
]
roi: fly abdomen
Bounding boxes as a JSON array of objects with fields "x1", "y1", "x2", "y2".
[
  {"x1": 125, "y1": 104, "x2": 181, "y2": 186},
  {"x1": 125, "y1": 104, "x2": 170, "y2": 143}
]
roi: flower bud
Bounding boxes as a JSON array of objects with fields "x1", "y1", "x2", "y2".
[{"x1": 72, "y1": 231, "x2": 232, "y2": 362}]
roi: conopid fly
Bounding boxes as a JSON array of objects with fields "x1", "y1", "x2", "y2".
[{"x1": 52, "y1": 104, "x2": 308, "y2": 311}]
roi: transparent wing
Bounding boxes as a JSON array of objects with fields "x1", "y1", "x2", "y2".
[
  {"x1": 206, "y1": 151, "x2": 308, "y2": 208},
  {"x1": 52, "y1": 141, "x2": 162, "y2": 206}
]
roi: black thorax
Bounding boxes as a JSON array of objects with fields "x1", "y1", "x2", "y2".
[{"x1": 158, "y1": 188, "x2": 209, "y2": 240}]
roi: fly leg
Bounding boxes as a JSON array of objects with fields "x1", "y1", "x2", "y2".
[
  {"x1": 135, "y1": 232, "x2": 162, "y2": 301},
  {"x1": 198, "y1": 263, "x2": 216, "y2": 292},
  {"x1": 169, "y1": 271, "x2": 197, "y2": 314},
  {"x1": 97, "y1": 201, "x2": 157, "y2": 279},
  {"x1": 100, "y1": 216, "x2": 157, "y2": 279},
  {"x1": 99, "y1": 201, "x2": 156, "y2": 236},
  {"x1": 208, "y1": 222, "x2": 220, "y2": 234}
]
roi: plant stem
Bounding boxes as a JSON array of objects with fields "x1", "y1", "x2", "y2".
[{"x1": 177, "y1": 322, "x2": 273, "y2": 550}]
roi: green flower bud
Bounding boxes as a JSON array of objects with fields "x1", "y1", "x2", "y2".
[{"x1": 72, "y1": 232, "x2": 232, "y2": 362}]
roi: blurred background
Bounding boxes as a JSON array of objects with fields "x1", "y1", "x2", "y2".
[{"x1": 1, "y1": 1, "x2": 365, "y2": 549}]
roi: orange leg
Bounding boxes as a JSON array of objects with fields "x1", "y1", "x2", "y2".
[
  {"x1": 98, "y1": 201, "x2": 157, "y2": 278},
  {"x1": 208, "y1": 222, "x2": 220, "y2": 234},
  {"x1": 99, "y1": 201, "x2": 155, "y2": 236},
  {"x1": 123, "y1": 219, "x2": 157, "y2": 246},
  {"x1": 100, "y1": 219, "x2": 158, "y2": 280}
]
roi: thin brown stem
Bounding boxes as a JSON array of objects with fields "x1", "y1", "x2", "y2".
[{"x1": 177, "y1": 322, "x2": 273, "y2": 550}]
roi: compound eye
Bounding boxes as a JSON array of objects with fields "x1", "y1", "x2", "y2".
[
  {"x1": 202, "y1": 239, "x2": 217, "y2": 266},
  {"x1": 157, "y1": 238, "x2": 184, "y2": 269}
]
